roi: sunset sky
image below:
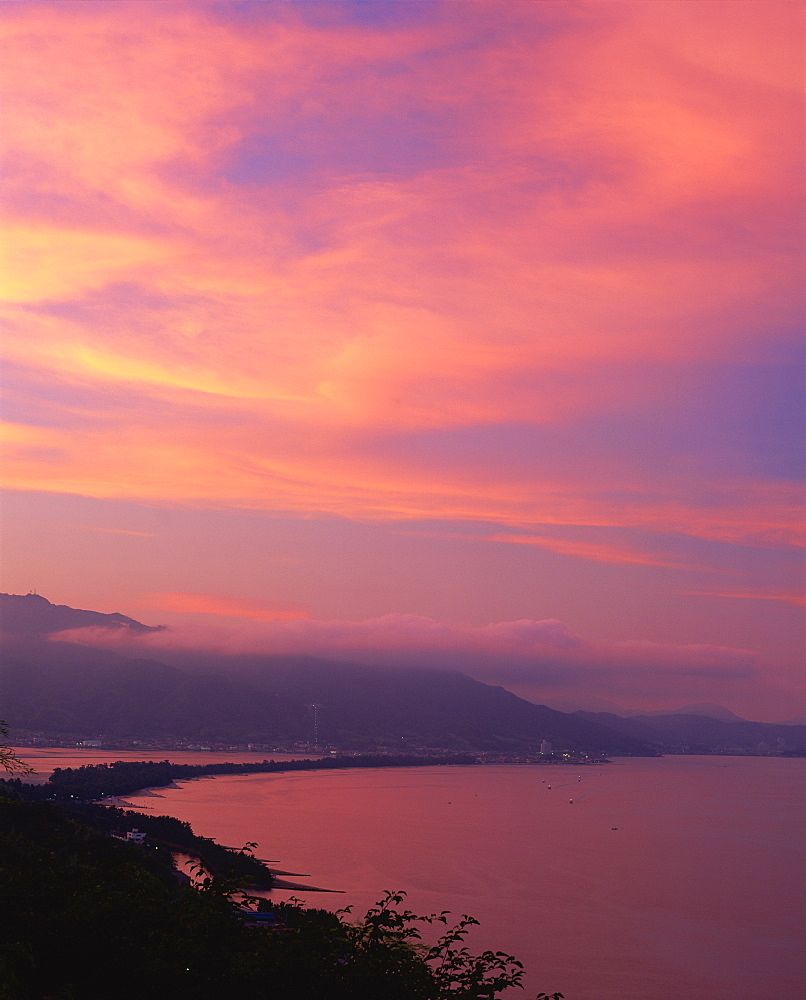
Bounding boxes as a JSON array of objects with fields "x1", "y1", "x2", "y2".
[{"x1": 1, "y1": 1, "x2": 802, "y2": 719}]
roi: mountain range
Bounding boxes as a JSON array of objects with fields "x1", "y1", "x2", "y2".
[
  {"x1": 574, "y1": 710, "x2": 804, "y2": 755},
  {"x1": 0, "y1": 594, "x2": 652, "y2": 754},
  {"x1": 543, "y1": 697, "x2": 750, "y2": 722},
  {"x1": 1, "y1": 593, "x2": 803, "y2": 755}
]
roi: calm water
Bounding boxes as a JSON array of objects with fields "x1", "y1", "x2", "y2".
[{"x1": 19, "y1": 751, "x2": 806, "y2": 1000}]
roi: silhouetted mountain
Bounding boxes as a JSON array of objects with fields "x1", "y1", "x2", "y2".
[
  {"x1": 627, "y1": 702, "x2": 747, "y2": 723},
  {"x1": 541, "y1": 696, "x2": 633, "y2": 716},
  {"x1": 0, "y1": 592, "x2": 165, "y2": 636},
  {"x1": 226, "y1": 656, "x2": 654, "y2": 753},
  {"x1": 0, "y1": 596, "x2": 654, "y2": 754},
  {"x1": 1, "y1": 641, "x2": 653, "y2": 753},
  {"x1": 0, "y1": 646, "x2": 310, "y2": 743},
  {"x1": 575, "y1": 710, "x2": 806, "y2": 753}
]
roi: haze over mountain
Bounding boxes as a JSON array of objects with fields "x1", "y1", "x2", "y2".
[
  {"x1": 0, "y1": 594, "x2": 651, "y2": 754},
  {"x1": 2, "y1": 594, "x2": 803, "y2": 755}
]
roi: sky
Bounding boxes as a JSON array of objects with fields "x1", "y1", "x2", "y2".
[{"x1": 0, "y1": 0, "x2": 803, "y2": 720}]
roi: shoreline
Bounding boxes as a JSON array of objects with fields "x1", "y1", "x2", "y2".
[{"x1": 99, "y1": 788, "x2": 344, "y2": 893}]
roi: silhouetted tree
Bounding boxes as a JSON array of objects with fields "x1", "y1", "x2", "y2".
[{"x1": 0, "y1": 722, "x2": 33, "y2": 775}]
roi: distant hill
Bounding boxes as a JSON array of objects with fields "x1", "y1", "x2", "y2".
[
  {"x1": 0, "y1": 592, "x2": 165, "y2": 636},
  {"x1": 540, "y1": 696, "x2": 633, "y2": 716},
  {"x1": 627, "y1": 702, "x2": 747, "y2": 723},
  {"x1": 575, "y1": 710, "x2": 806, "y2": 754},
  {"x1": 0, "y1": 595, "x2": 653, "y2": 755}
]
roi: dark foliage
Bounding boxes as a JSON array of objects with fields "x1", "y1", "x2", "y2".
[{"x1": 0, "y1": 777, "x2": 276, "y2": 889}]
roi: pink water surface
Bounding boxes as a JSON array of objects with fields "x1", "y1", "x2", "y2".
[{"x1": 21, "y1": 751, "x2": 805, "y2": 1000}]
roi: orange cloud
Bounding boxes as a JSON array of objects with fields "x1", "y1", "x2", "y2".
[
  {"x1": 1, "y1": 0, "x2": 801, "y2": 574},
  {"x1": 2, "y1": 404, "x2": 802, "y2": 560}
]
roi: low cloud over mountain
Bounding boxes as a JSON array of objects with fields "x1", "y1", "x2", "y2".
[{"x1": 2, "y1": 592, "x2": 783, "y2": 721}]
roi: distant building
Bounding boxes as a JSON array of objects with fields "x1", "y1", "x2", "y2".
[
  {"x1": 111, "y1": 828, "x2": 146, "y2": 845},
  {"x1": 540, "y1": 740, "x2": 552, "y2": 755}
]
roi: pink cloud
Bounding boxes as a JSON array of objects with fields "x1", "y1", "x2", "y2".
[
  {"x1": 488, "y1": 534, "x2": 693, "y2": 570},
  {"x1": 146, "y1": 591, "x2": 309, "y2": 622},
  {"x1": 681, "y1": 589, "x2": 806, "y2": 609}
]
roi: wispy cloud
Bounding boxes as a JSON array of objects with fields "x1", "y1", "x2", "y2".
[
  {"x1": 488, "y1": 534, "x2": 692, "y2": 570},
  {"x1": 145, "y1": 591, "x2": 309, "y2": 622},
  {"x1": 69, "y1": 524, "x2": 158, "y2": 538},
  {"x1": 682, "y1": 590, "x2": 806, "y2": 609}
]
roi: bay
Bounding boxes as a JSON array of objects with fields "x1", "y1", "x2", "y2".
[{"x1": 19, "y1": 750, "x2": 805, "y2": 1000}]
